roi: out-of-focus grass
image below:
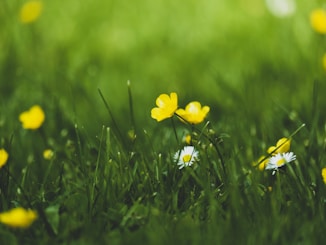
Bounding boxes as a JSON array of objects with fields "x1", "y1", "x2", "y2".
[
  {"x1": 1, "y1": 0, "x2": 326, "y2": 244},
  {"x1": 1, "y1": 0, "x2": 323, "y2": 122}
]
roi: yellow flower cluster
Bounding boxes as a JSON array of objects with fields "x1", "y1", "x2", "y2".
[
  {"x1": 0, "y1": 105, "x2": 47, "y2": 230},
  {"x1": 151, "y1": 92, "x2": 210, "y2": 124},
  {"x1": 0, "y1": 207, "x2": 37, "y2": 228},
  {"x1": 256, "y1": 137, "x2": 291, "y2": 171}
]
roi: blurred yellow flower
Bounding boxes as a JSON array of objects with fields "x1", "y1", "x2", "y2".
[
  {"x1": 183, "y1": 134, "x2": 192, "y2": 145},
  {"x1": 19, "y1": 105, "x2": 45, "y2": 130},
  {"x1": 267, "y1": 137, "x2": 291, "y2": 155},
  {"x1": 176, "y1": 101, "x2": 210, "y2": 124},
  {"x1": 310, "y1": 9, "x2": 326, "y2": 34},
  {"x1": 43, "y1": 149, "x2": 54, "y2": 160},
  {"x1": 0, "y1": 207, "x2": 37, "y2": 228},
  {"x1": 256, "y1": 155, "x2": 270, "y2": 171},
  {"x1": 0, "y1": 149, "x2": 9, "y2": 168},
  {"x1": 20, "y1": 1, "x2": 43, "y2": 24},
  {"x1": 322, "y1": 168, "x2": 326, "y2": 184},
  {"x1": 322, "y1": 53, "x2": 326, "y2": 71},
  {"x1": 151, "y1": 93, "x2": 178, "y2": 122}
]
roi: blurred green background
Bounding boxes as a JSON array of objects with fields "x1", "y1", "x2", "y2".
[
  {"x1": 1, "y1": 1, "x2": 326, "y2": 243},
  {"x1": 0, "y1": 0, "x2": 325, "y2": 132}
]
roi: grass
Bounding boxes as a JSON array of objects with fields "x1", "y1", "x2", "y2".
[{"x1": 1, "y1": 0, "x2": 326, "y2": 244}]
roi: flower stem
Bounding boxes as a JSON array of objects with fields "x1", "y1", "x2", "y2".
[{"x1": 170, "y1": 117, "x2": 179, "y2": 144}]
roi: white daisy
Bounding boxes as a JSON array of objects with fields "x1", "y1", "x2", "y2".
[
  {"x1": 174, "y1": 146, "x2": 199, "y2": 169},
  {"x1": 265, "y1": 152, "x2": 296, "y2": 174}
]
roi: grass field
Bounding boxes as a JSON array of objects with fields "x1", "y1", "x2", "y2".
[{"x1": 1, "y1": 0, "x2": 326, "y2": 244}]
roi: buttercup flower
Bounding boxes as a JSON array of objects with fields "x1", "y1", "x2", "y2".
[
  {"x1": 0, "y1": 149, "x2": 9, "y2": 168},
  {"x1": 256, "y1": 155, "x2": 270, "y2": 171},
  {"x1": 265, "y1": 152, "x2": 296, "y2": 174},
  {"x1": 43, "y1": 149, "x2": 54, "y2": 160},
  {"x1": 151, "y1": 93, "x2": 178, "y2": 122},
  {"x1": 174, "y1": 146, "x2": 199, "y2": 169},
  {"x1": 176, "y1": 101, "x2": 210, "y2": 124},
  {"x1": 0, "y1": 207, "x2": 37, "y2": 228},
  {"x1": 322, "y1": 168, "x2": 326, "y2": 184},
  {"x1": 267, "y1": 137, "x2": 291, "y2": 155},
  {"x1": 19, "y1": 105, "x2": 45, "y2": 130},
  {"x1": 183, "y1": 134, "x2": 192, "y2": 145},
  {"x1": 20, "y1": 1, "x2": 43, "y2": 24},
  {"x1": 310, "y1": 8, "x2": 326, "y2": 34}
]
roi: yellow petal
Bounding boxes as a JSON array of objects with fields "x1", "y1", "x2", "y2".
[
  {"x1": 156, "y1": 94, "x2": 170, "y2": 107},
  {"x1": 0, "y1": 149, "x2": 9, "y2": 168},
  {"x1": 170, "y1": 92, "x2": 178, "y2": 106},
  {"x1": 202, "y1": 106, "x2": 210, "y2": 114},
  {"x1": 0, "y1": 207, "x2": 37, "y2": 228},
  {"x1": 267, "y1": 146, "x2": 276, "y2": 154},
  {"x1": 310, "y1": 9, "x2": 326, "y2": 34},
  {"x1": 276, "y1": 137, "x2": 291, "y2": 153},
  {"x1": 256, "y1": 155, "x2": 269, "y2": 171},
  {"x1": 151, "y1": 108, "x2": 172, "y2": 122}
]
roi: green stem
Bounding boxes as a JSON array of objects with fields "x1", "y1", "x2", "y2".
[
  {"x1": 174, "y1": 113, "x2": 226, "y2": 174},
  {"x1": 170, "y1": 117, "x2": 179, "y2": 145}
]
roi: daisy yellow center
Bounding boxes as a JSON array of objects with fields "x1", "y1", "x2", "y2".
[
  {"x1": 276, "y1": 158, "x2": 286, "y2": 167},
  {"x1": 182, "y1": 154, "x2": 192, "y2": 163}
]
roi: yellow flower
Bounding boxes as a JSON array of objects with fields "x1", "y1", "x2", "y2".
[
  {"x1": 322, "y1": 53, "x2": 326, "y2": 71},
  {"x1": 0, "y1": 149, "x2": 9, "y2": 168},
  {"x1": 20, "y1": 1, "x2": 43, "y2": 24},
  {"x1": 151, "y1": 93, "x2": 178, "y2": 122},
  {"x1": 0, "y1": 207, "x2": 37, "y2": 228},
  {"x1": 322, "y1": 168, "x2": 326, "y2": 184},
  {"x1": 176, "y1": 101, "x2": 210, "y2": 124},
  {"x1": 43, "y1": 149, "x2": 54, "y2": 160},
  {"x1": 256, "y1": 155, "x2": 270, "y2": 171},
  {"x1": 183, "y1": 134, "x2": 192, "y2": 145},
  {"x1": 19, "y1": 105, "x2": 45, "y2": 130},
  {"x1": 267, "y1": 137, "x2": 291, "y2": 155},
  {"x1": 310, "y1": 9, "x2": 326, "y2": 34}
]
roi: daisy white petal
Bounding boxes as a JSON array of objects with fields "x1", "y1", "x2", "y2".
[
  {"x1": 265, "y1": 152, "x2": 296, "y2": 171},
  {"x1": 174, "y1": 146, "x2": 199, "y2": 169}
]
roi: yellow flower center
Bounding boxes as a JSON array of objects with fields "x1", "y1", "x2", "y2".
[
  {"x1": 276, "y1": 158, "x2": 286, "y2": 167},
  {"x1": 182, "y1": 154, "x2": 192, "y2": 163}
]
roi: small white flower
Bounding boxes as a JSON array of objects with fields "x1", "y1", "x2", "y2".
[
  {"x1": 265, "y1": 152, "x2": 296, "y2": 174},
  {"x1": 174, "y1": 146, "x2": 199, "y2": 169}
]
